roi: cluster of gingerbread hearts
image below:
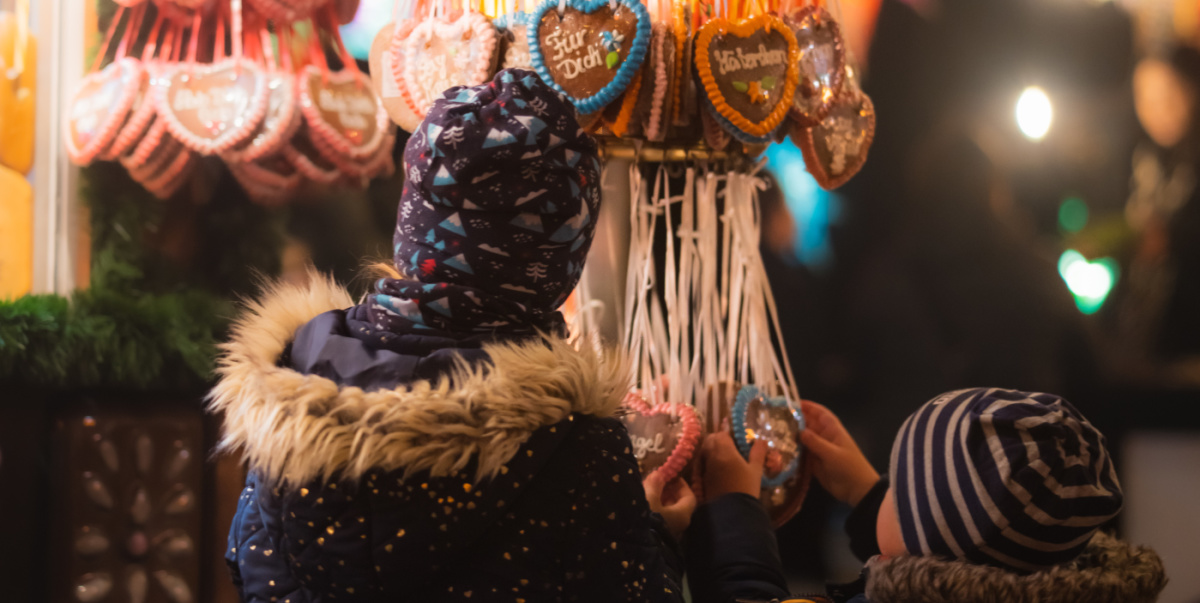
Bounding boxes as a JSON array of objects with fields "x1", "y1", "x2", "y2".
[
  {"x1": 690, "y1": 5, "x2": 874, "y2": 189},
  {"x1": 619, "y1": 383, "x2": 810, "y2": 526},
  {"x1": 65, "y1": 1, "x2": 395, "y2": 204}
]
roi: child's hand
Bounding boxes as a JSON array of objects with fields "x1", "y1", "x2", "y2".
[
  {"x1": 698, "y1": 431, "x2": 768, "y2": 501},
  {"x1": 799, "y1": 400, "x2": 880, "y2": 506},
  {"x1": 643, "y1": 472, "x2": 697, "y2": 541}
]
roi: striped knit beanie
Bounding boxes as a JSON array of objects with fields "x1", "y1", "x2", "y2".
[{"x1": 889, "y1": 388, "x2": 1123, "y2": 573}]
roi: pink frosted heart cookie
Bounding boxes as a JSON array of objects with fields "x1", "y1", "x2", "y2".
[
  {"x1": 224, "y1": 72, "x2": 301, "y2": 163},
  {"x1": 619, "y1": 393, "x2": 701, "y2": 483},
  {"x1": 401, "y1": 12, "x2": 498, "y2": 113},
  {"x1": 65, "y1": 57, "x2": 144, "y2": 165},
  {"x1": 300, "y1": 65, "x2": 390, "y2": 160},
  {"x1": 156, "y1": 58, "x2": 270, "y2": 155}
]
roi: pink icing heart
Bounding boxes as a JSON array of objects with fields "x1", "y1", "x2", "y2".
[
  {"x1": 401, "y1": 12, "x2": 498, "y2": 113},
  {"x1": 619, "y1": 393, "x2": 701, "y2": 483},
  {"x1": 65, "y1": 58, "x2": 144, "y2": 166},
  {"x1": 156, "y1": 58, "x2": 270, "y2": 156},
  {"x1": 300, "y1": 66, "x2": 390, "y2": 161},
  {"x1": 223, "y1": 72, "x2": 301, "y2": 164}
]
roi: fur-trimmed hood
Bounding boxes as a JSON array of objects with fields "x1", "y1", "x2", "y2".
[
  {"x1": 208, "y1": 274, "x2": 629, "y2": 487},
  {"x1": 863, "y1": 532, "x2": 1167, "y2": 603}
]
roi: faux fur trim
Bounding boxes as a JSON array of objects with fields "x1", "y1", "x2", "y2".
[
  {"x1": 864, "y1": 532, "x2": 1167, "y2": 603},
  {"x1": 207, "y1": 273, "x2": 630, "y2": 487}
]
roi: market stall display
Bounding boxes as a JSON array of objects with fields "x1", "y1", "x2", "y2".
[{"x1": 65, "y1": 0, "x2": 395, "y2": 204}]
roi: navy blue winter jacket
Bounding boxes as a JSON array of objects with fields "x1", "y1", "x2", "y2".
[{"x1": 210, "y1": 279, "x2": 685, "y2": 602}]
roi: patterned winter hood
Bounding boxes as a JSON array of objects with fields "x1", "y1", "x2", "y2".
[
  {"x1": 863, "y1": 531, "x2": 1167, "y2": 603},
  {"x1": 208, "y1": 273, "x2": 629, "y2": 488}
]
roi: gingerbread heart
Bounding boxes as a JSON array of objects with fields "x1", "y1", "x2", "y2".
[
  {"x1": 401, "y1": 12, "x2": 499, "y2": 114},
  {"x1": 224, "y1": 72, "x2": 300, "y2": 163},
  {"x1": 620, "y1": 393, "x2": 701, "y2": 482},
  {"x1": 228, "y1": 153, "x2": 303, "y2": 205},
  {"x1": 100, "y1": 66, "x2": 153, "y2": 161},
  {"x1": 669, "y1": 0, "x2": 690, "y2": 126},
  {"x1": 642, "y1": 23, "x2": 674, "y2": 142},
  {"x1": 143, "y1": 147, "x2": 196, "y2": 200},
  {"x1": 603, "y1": 61, "x2": 644, "y2": 137},
  {"x1": 528, "y1": 0, "x2": 651, "y2": 115},
  {"x1": 156, "y1": 58, "x2": 270, "y2": 156},
  {"x1": 301, "y1": 66, "x2": 389, "y2": 160},
  {"x1": 694, "y1": 14, "x2": 799, "y2": 140},
  {"x1": 246, "y1": 0, "x2": 322, "y2": 24},
  {"x1": 784, "y1": 6, "x2": 845, "y2": 127},
  {"x1": 284, "y1": 124, "x2": 342, "y2": 185},
  {"x1": 731, "y1": 385, "x2": 804, "y2": 489},
  {"x1": 795, "y1": 88, "x2": 874, "y2": 190},
  {"x1": 495, "y1": 13, "x2": 534, "y2": 70},
  {"x1": 65, "y1": 57, "x2": 143, "y2": 165},
  {"x1": 700, "y1": 101, "x2": 730, "y2": 150},
  {"x1": 371, "y1": 21, "x2": 422, "y2": 132}
]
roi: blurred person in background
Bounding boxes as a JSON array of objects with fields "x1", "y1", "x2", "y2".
[{"x1": 1120, "y1": 46, "x2": 1200, "y2": 385}]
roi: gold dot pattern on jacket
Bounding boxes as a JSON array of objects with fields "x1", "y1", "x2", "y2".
[{"x1": 225, "y1": 414, "x2": 687, "y2": 601}]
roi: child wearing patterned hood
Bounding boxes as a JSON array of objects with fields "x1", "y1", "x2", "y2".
[
  {"x1": 211, "y1": 69, "x2": 692, "y2": 602},
  {"x1": 686, "y1": 388, "x2": 1168, "y2": 603}
]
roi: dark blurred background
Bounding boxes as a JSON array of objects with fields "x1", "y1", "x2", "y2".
[{"x1": 755, "y1": 0, "x2": 1200, "y2": 599}]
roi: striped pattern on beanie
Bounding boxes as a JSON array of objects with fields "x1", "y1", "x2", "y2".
[{"x1": 888, "y1": 388, "x2": 1122, "y2": 573}]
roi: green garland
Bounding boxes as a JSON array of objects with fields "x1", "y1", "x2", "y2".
[
  {"x1": 0, "y1": 158, "x2": 281, "y2": 391},
  {"x1": 0, "y1": 285, "x2": 230, "y2": 390}
]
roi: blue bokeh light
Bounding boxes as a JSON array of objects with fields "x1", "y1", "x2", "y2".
[
  {"x1": 764, "y1": 139, "x2": 840, "y2": 271},
  {"x1": 340, "y1": 0, "x2": 392, "y2": 61}
]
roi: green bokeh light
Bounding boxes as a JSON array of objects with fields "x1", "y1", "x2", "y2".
[
  {"x1": 1058, "y1": 197, "x2": 1089, "y2": 234},
  {"x1": 1058, "y1": 249, "x2": 1118, "y2": 314}
]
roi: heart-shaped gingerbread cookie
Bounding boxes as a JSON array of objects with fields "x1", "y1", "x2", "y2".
[
  {"x1": 224, "y1": 72, "x2": 300, "y2": 163},
  {"x1": 300, "y1": 66, "x2": 389, "y2": 160},
  {"x1": 65, "y1": 57, "x2": 144, "y2": 165},
  {"x1": 794, "y1": 88, "x2": 874, "y2": 190},
  {"x1": 620, "y1": 393, "x2": 701, "y2": 483},
  {"x1": 156, "y1": 58, "x2": 270, "y2": 156},
  {"x1": 642, "y1": 23, "x2": 674, "y2": 142},
  {"x1": 528, "y1": 0, "x2": 651, "y2": 115},
  {"x1": 496, "y1": 13, "x2": 534, "y2": 70},
  {"x1": 694, "y1": 14, "x2": 799, "y2": 140},
  {"x1": 731, "y1": 385, "x2": 805, "y2": 489},
  {"x1": 784, "y1": 6, "x2": 845, "y2": 127},
  {"x1": 372, "y1": 20, "x2": 425, "y2": 132},
  {"x1": 401, "y1": 12, "x2": 499, "y2": 114}
]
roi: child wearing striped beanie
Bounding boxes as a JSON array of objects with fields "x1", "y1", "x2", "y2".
[{"x1": 685, "y1": 388, "x2": 1168, "y2": 603}]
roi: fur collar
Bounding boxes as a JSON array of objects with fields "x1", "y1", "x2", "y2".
[
  {"x1": 864, "y1": 532, "x2": 1167, "y2": 603},
  {"x1": 207, "y1": 274, "x2": 629, "y2": 487}
]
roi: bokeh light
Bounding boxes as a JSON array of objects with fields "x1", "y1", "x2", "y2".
[
  {"x1": 1016, "y1": 86, "x2": 1053, "y2": 141},
  {"x1": 339, "y1": 0, "x2": 391, "y2": 61},
  {"x1": 1058, "y1": 196, "x2": 1089, "y2": 233},
  {"x1": 765, "y1": 140, "x2": 841, "y2": 271},
  {"x1": 1058, "y1": 249, "x2": 1118, "y2": 314}
]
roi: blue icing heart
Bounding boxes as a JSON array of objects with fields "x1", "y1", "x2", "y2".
[
  {"x1": 732, "y1": 385, "x2": 805, "y2": 489},
  {"x1": 527, "y1": 0, "x2": 651, "y2": 115}
]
